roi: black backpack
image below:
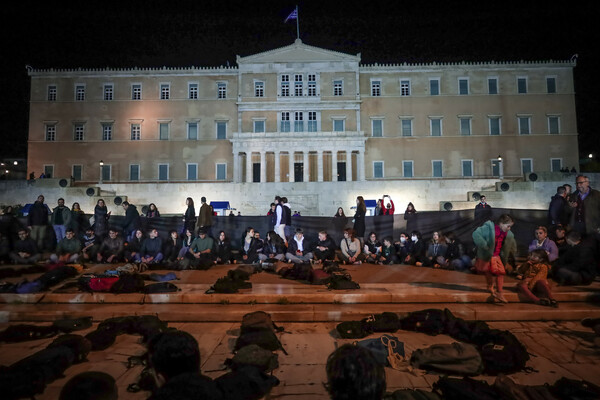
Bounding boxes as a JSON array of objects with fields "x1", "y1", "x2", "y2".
[
  {"x1": 327, "y1": 273, "x2": 360, "y2": 290},
  {"x1": 433, "y1": 377, "x2": 501, "y2": 400},
  {"x1": 472, "y1": 329, "x2": 530, "y2": 375},
  {"x1": 550, "y1": 377, "x2": 600, "y2": 400},
  {"x1": 215, "y1": 365, "x2": 279, "y2": 400},
  {"x1": 281, "y1": 262, "x2": 313, "y2": 281},
  {"x1": 110, "y1": 274, "x2": 146, "y2": 293},
  {"x1": 362, "y1": 312, "x2": 400, "y2": 333},
  {"x1": 143, "y1": 282, "x2": 180, "y2": 293},
  {"x1": 399, "y1": 309, "x2": 448, "y2": 335},
  {"x1": 336, "y1": 320, "x2": 370, "y2": 339},
  {"x1": 226, "y1": 344, "x2": 279, "y2": 373}
]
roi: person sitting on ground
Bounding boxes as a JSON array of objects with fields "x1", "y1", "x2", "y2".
[
  {"x1": 406, "y1": 231, "x2": 427, "y2": 266},
  {"x1": 313, "y1": 230, "x2": 337, "y2": 263},
  {"x1": 214, "y1": 230, "x2": 235, "y2": 264},
  {"x1": 178, "y1": 228, "x2": 194, "y2": 260},
  {"x1": 363, "y1": 232, "x2": 381, "y2": 264},
  {"x1": 258, "y1": 230, "x2": 286, "y2": 263},
  {"x1": 550, "y1": 224, "x2": 569, "y2": 258},
  {"x1": 59, "y1": 371, "x2": 118, "y2": 400},
  {"x1": 137, "y1": 228, "x2": 164, "y2": 264},
  {"x1": 49, "y1": 228, "x2": 82, "y2": 263},
  {"x1": 187, "y1": 228, "x2": 214, "y2": 268},
  {"x1": 394, "y1": 232, "x2": 412, "y2": 264},
  {"x1": 97, "y1": 228, "x2": 124, "y2": 263},
  {"x1": 423, "y1": 230, "x2": 447, "y2": 268},
  {"x1": 515, "y1": 248, "x2": 558, "y2": 307},
  {"x1": 339, "y1": 228, "x2": 365, "y2": 265},
  {"x1": 9, "y1": 228, "x2": 41, "y2": 264},
  {"x1": 378, "y1": 237, "x2": 398, "y2": 265},
  {"x1": 81, "y1": 227, "x2": 100, "y2": 261},
  {"x1": 325, "y1": 344, "x2": 386, "y2": 400},
  {"x1": 443, "y1": 231, "x2": 472, "y2": 271},
  {"x1": 163, "y1": 230, "x2": 182, "y2": 263},
  {"x1": 286, "y1": 228, "x2": 314, "y2": 264},
  {"x1": 528, "y1": 225, "x2": 559, "y2": 262},
  {"x1": 553, "y1": 230, "x2": 597, "y2": 285},
  {"x1": 124, "y1": 229, "x2": 144, "y2": 263},
  {"x1": 253, "y1": 230, "x2": 264, "y2": 255},
  {"x1": 238, "y1": 227, "x2": 261, "y2": 264}
]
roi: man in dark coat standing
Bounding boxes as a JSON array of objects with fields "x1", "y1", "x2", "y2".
[
  {"x1": 27, "y1": 195, "x2": 49, "y2": 251},
  {"x1": 121, "y1": 201, "x2": 141, "y2": 242},
  {"x1": 548, "y1": 186, "x2": 568, "y2": 227}
]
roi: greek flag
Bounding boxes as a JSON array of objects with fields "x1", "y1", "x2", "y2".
[{"x1": 285, "y1": 9, "x2": 297, "y2": 22}]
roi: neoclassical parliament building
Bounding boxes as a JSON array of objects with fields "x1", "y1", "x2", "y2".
[{"x1": 27, "y1": 39, "x2": 579, "y2": 185}]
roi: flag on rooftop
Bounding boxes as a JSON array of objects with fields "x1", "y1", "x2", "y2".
[{"x1": 285, "y1": 9, "x2": 297, "y2": 23}]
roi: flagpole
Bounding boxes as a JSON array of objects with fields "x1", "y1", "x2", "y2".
[{"x1": 296, "y1": 6, "x2": 300, "y2": 39}]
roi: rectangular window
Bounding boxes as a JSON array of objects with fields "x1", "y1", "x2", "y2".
[
  {"x1": 333, "y1": 80, "x2": 343, "y2": 96},
  {"x1": 373, "y1": 161, "x2": 384, "y2": 178},
  {"x1": 308, "y1": 111, "x2": 317, "y2": 132},
  {"x1": 103, "y1": 84, "x2": 114, "y2": 101},
  {"x1": 308, "y1": 74, "x2": 317, "y2": 96},
  {"x1": 403, "y1": 161, "x2": 414, "y2": 178},
  {"x1": 294, "y1": 74, "x2": 303, "y2": 96},
  {"x1": 281, "y1": 75, "x2": 290, "y2": 97},
  {"x1": 550, "y1": 158, "x2": 562, "y2": 172},
  {"x1": 47, "y1": 85, "x2": 57, "y2": 101},
  {"x1": 280, "y1": 112, "x2": 290, "y2": 132},
  {"x1": 430, "y1": 118, "x2": 442, "y2": 136},
  {"x1": 294, "y1": 112, "x2": 304, "y2": 132},
  {"x1": 489, "y1": 117, "x2": 501, "y2": 135},
  {"x1": 216, "y1": 163, "x2": 227, "y2": 181},
  {"x1": 160, "y1": 84, "x2": 170, "y2": 100},
  {"x1": 372, "y1": 119, "x2": 383, "y2": 137},
  {"x1": 132, "y1": 84, "x2": 142, "y2": 100},
  {"x1": 546, "y1": 77, "x2": 557, "y2": 94},
  {"x1": 548, "y1": 116, "x2": 560, "y2": 134},
  {"x1": 131, "y1": 124, "x2": 141, "y2": 140},
  {"x1": 460, "y1": 118, "x2": 471, "y2": 135},
  {"x1": 44, "y1": 165, "x2": 54, "y2": 179},
  {"x1": 216, "y1": 121, "x2": 227, "y2": 139},
  {"x1": 462, "y1": 160, "x2": 473, "y2": 177},
  {"x1": 187, "y1": 122, "x2": 198, "y2": 140},
  {"x1": 429, "y1": 79, "x2": 440, "y2": 96},
  {"x1": 254, "y1": 81, "x2": 264, "y2": 97},
  {"x1": 75, "y1": 85, "x2": 85, "y2": 101},
  {"x1": 72, "y1": 165, "x2": 82, "y2": 181},
  {"x1": 518, "y1": 116, "x2": 531, "y2": 135},
  {"x1": 217, "y1": 82, "x2": 227, "y2": 99},
  {"x1": 188, "y1": 83, "x2": 198, "y2": 99},
  {"x1": 333, "y1": 119, "x2": 345, "y2": 132},
  {"x1": 458, "y1": 78, "x2": 469, "y2": 95},
  {"x1": 488, "y1": 77, "x2": 498, "y2": 94},
  {"x1": 432, "y1": 160, "x2": 443, "y2": 177},
  {"x1": 74, "y1": 124, "x2": 84, "y2": 141},
  {"x1": 45, "y1": 124, "x2": 56, "y2": 141},
  {"x1": 129, "y1": 164, "x2": 140, "y2": 181},
  {"x1": 253, "y1": 120, "x2": 265, "y2": 133},
  {"x1": 158, "y1": 164, "x2": 169, "y2": 181},
  {"x1": 101, "y1": 165, "x2": 111, "y2": 181},
  {"x1": 400, "y1": 80, "x2": 411, "y2": 96},
  {"x1": 401, "y1": 119, "x2": 412, "y2": 137},
  {"x1": 517, "y1": 77, "x2": 528, "y2": 94},
  {"x1": 521, "y1": 159, "x2": 533, "y2": 175},
  {"x1": 187, "y1": 164, "x2": 198, "y2": 181},
  {"x1": 159, "y1": 123, "x2": 169, "y2": 140},
  {"x1": 102, "y1": 124, "x2": 112, "y2": 141},
  {"x1": 371, "y1": 80, "x2": 381, "y2": 96}
]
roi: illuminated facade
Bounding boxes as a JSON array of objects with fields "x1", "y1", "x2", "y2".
[{"x1": 27, "y1": 39, "x2": 578, "y2": 184}]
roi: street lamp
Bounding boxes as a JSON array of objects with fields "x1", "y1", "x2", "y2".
[
  {"x1": 99, "y1": 160, "x2": 104, "y2": 185},
  {"x1": 497, "y1": 155, "x2": 504, "y2": 179}
]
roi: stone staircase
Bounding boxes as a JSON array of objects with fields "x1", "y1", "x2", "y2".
[{"x1": 1, "y1": 263, "x2": 599, "y2": 324}]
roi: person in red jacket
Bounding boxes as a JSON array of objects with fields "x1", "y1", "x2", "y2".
[{"x1": 382, "y1": 195, "x2": 395, "y2": 215}]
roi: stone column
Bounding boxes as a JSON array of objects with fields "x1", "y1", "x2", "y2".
[
  {"x1": 233, "y1": 151, "x2": 240, "y2": 183},
  {"x1": 317, "y1": 150, "x2": 324, "y2": 182},
  {"x1": 260, "y1": 151, "x2": 266, "y2": 183},
  {"x1": 303, "y1": 151, "x2": 309, "y2": 182},
  {"x1": 332, "y1": 151, "x2": 338, "y2": 182},
  {"x1": 289, "y1": 151, "x2": 294, "y2": 182},
  {"x1": 274, "y1": 151, "x2": 280, "y2": 183},
  {"x1": 346, "y1": 150, "x2": 353, "y2": 182},
  {"x1": 246, "y1": 151, "x2": 253, "y2": 183},
  {"x1": 357, "y1": 151, "x2": 365, "y2": 181}
]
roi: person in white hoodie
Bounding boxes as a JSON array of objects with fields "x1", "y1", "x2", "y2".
[
  {"x1": 281, "y1": 196, "x2": 292, "y2": 239},
  {"x1": 274, "y1": 196, "x2": 287, "y2": 245}
]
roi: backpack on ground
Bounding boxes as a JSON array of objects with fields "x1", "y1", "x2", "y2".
[
  {"x1": 471, "y1": 329, "x2": 530, "y2": 375},
  {"x1": 225, "y1": 344, "x2": 279, "y2": 373},
  {"x1": 384, "y1": 389, "x2": 442, "y2": 400},
  {"x1": 336, "y1": 320, "x2": 370, "y2": 339},
  {"x1": 327, "y1": 273, "x2": 360, "y2": 290},
  {"x1": 110, "y1": 274, "x2": 146, "y2": 293},
  {"x1": 0, "y1": 324, "x2": 60, "y2": 343},
  {"x1": 410, "y1": 342, "x2": 484, "y2": 376},
  {"x1": 215, "y1": 365, "x2": 280, "y2": 400},
  {"x1": 47, "y1": 334, "x2": 92, "y2": 363},
  {"x1": 143, "y1": 282, "x2": 180, "y2": 293},
  {"x1": 356, "y1": 334, "x2": 405, "y2": 369},
  {"x1": 399, "y1": 308, "x2": 448, "y2": 335},
  {"x1": 310, "y1": 269, "x2": 331, "y2": 285},
  {"x1": 52, "y1": 316, "x2": 93, "y2": 332},
  {"x1": 240, "y1": 311, "x2": 284, "y2": 334},
  {"x1": 280, "y1": 262, "x2": 313, "y2": 281},
  {"x1": 433, "y1": 377, "x2": 501, "y2": 400},
  {"x1": 362, "y1": 312, "x2": 400, "y2": 333},
  {"x1": 550, "y1": 377, "x2": 600, "y2": 400},
  {"x1": 236, "y1": 311, "x2": 287, "y2": 354}
]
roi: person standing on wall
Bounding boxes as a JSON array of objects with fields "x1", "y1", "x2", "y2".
[
  {"x1": 197, "y1": 196, "x2": 213, "y2": 238},
  {"x1": 353, "y1": 196, "x2": 367, "y2": 247}
]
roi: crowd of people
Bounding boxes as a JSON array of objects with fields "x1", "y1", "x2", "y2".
[{"x1": 0, "y1": 175, "x2": 598, "y2": 306}]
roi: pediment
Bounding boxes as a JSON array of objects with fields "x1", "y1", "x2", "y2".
[{"x1": 237, "y1": 39, "x2": 360, "y2": 64}]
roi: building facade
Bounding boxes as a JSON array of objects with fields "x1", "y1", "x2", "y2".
[{"x1": 27, "y1": 39, "x2": 578, "y2": 185}]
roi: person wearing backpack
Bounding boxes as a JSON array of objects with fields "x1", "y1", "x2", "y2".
[{"x1": 472, "y1": 214, "x2": 516, "y2": 303}]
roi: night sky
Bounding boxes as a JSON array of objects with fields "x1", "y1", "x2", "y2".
[{"x1": 2, "y1": 1, "x2": 598, "y2": 161}]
